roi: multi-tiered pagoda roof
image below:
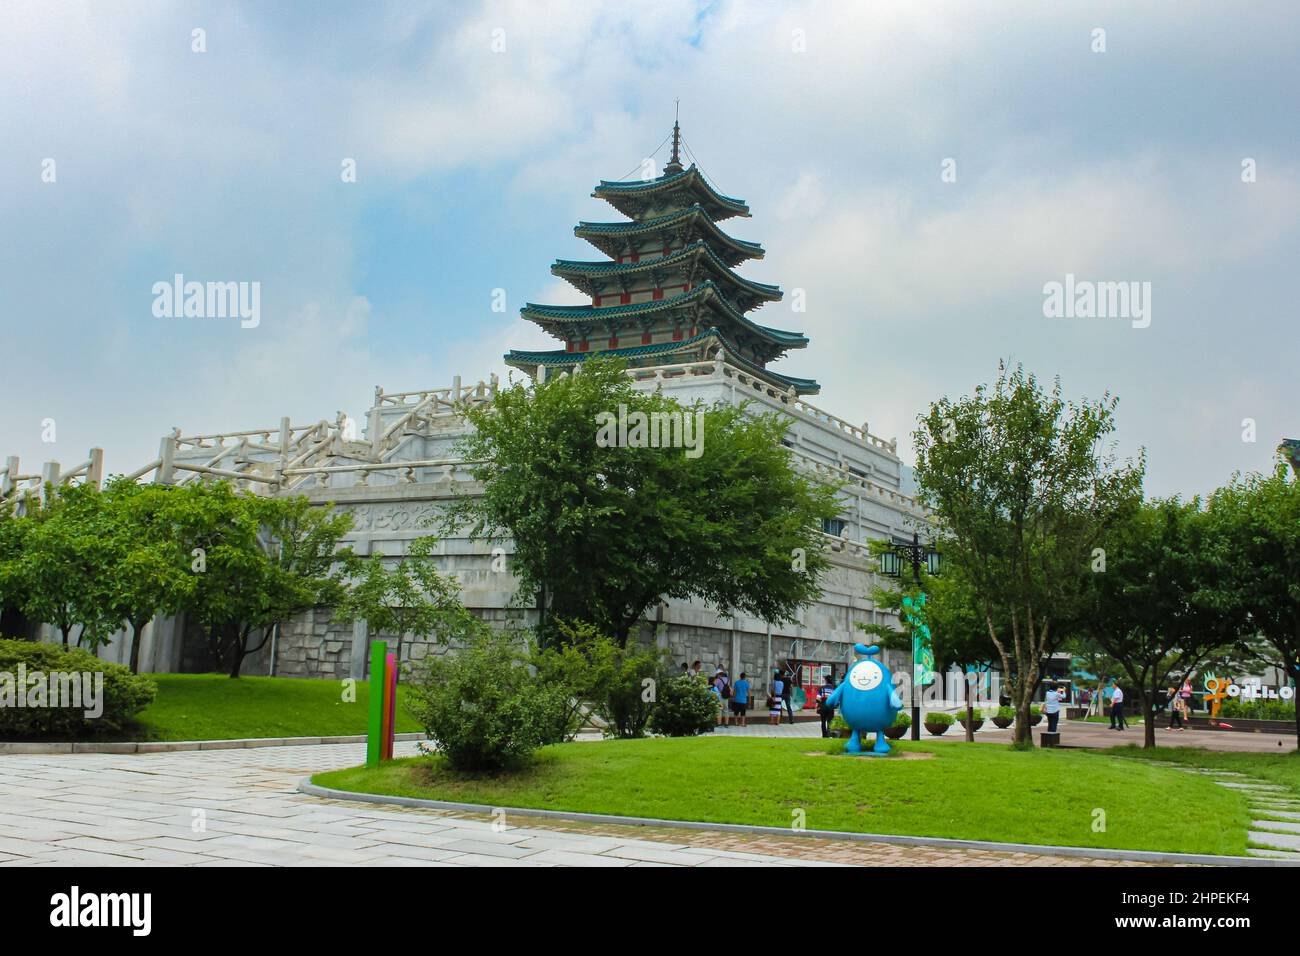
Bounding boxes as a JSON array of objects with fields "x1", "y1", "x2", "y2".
[{"x1": 505, "y1": 123, "x2": 819, "y2": 395}]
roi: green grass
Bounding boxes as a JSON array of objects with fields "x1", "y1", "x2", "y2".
[
  {"x1": 312, "y1": 736, "x2": 1255, "y2": 855},
  {"x1": 1107, "y1": 745, "x2": 1300, "y2": 798},
  {"x1": 122, "y1": 673, "x2": 422, "y2": 741}
]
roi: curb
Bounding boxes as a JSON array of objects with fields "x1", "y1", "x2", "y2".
[
  {"x1": 0, "y1": 732, "x2": 425, "y2": 756},
  {"x1": 296, "y1": 779, "x2": 1295, "y2": 867}
]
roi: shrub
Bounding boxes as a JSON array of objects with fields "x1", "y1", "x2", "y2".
[
  {"x1": 924, "y1": 711, "x2": 954, "y2": 728},
  {"x1": 1219, "y1": 698, "x2": 1296, "y2": 721},
  {"x1": 0, "y1": 638, "x2": 157, "y2": 739},
  {"x1": 829, "y1": 713, "x2": 848, "y2": 732},
  {"x1": 892, "y1": 710, "x2": 912, "y2": 728},
  {"x1": 995, "y1": 705, "x2": 1016, "y2": 721},
  {"x1": 404, "y1": 632, "x2": 567, "y2": 771},
  {"x1": 596, "y1": 643, "x2": 667, "y2": 739},
  {"x1": 1029, "y1": 705, "x2": 1042, "y2": 717},
  {"x1": 648, "y1": 674, "x2": 718, "y2": 737},
  {"x1": 532, "y1": 621, "x2": 621, "y2": 742}
]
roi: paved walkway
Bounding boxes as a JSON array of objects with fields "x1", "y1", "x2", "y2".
[{"x1": 0, "y1": 742, "x2": 1173, "y2": 867}]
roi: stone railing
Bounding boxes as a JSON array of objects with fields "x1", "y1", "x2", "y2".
[{"x1": 0, "y1": 449, "x2": 106, "y2": 506}]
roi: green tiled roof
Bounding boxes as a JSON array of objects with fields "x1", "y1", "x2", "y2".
[
  {"x1": 551, "y1": 241, "x2": 781, "y2": 305},
  {"x1": 574, "y1": 205, "x2": 764, "y2": 264},
  {"x1": 593, "y1": 166, "x2": 750, "y2": 221},
  {"x1": 520, "y1": 281, "x2": 807, "y2": 348},
  {"x1": 505, "y1": 326, "x2": 820, "y2": 395}
]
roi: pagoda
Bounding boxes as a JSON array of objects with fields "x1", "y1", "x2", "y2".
[{"x1": 505, "y1": 121, "x2": 819, "y2": 395}]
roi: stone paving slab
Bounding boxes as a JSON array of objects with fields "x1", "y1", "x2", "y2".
[{"x1": 1248, "y1": 830, "x2": 1300, "y2": 851}]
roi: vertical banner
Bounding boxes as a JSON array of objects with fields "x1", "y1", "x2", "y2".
[
  {"x1": 366, "y1": 640, "x2": 386, "y2": 769},
  {"x1": 903, "y1": 593, "x2": 936, "y2": 688}
]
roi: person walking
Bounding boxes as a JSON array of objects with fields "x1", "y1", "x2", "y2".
[
  {"x1": 1043, "y1": 684, "x2": 1063, "y2": 734},
  {"x1": 768, "y1": 671, "x2": 784, "y2": 726},
  {"x1": 816, "y1": 673, "x2": 837, "y2": 738},
  {"x1": 1109, "y1": 681, "x2": 1127, "y2": 730},
  {"x1": 781, "y1": 664, "x2": 796, "y2": 724},
  {"x1": 731, "y1": 672, "x2": 750, "y2": 728},
  {"x1": 1166, "y1": 687, "x2": 1184, "y2": 730},
  {"x1": 1180, "y1": 678, "x2": 1194, "y2": 717}
]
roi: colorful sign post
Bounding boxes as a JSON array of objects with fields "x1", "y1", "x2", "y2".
[{"x1": 366, "y1": 640, "x2": 398, "y2": 769}]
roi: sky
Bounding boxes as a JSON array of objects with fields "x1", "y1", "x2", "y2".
[{"x1": 1, "y1": 0, "x2": 1297, "y2": 499}]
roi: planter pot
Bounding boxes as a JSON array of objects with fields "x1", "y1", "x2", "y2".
[
  {"x1": 1029, "y1": 714, "x2": 1043, "y2": 726},
  {"x1": 883, "y1": 725, "x2": 908, "y2": 739},
  {"x1": 957, "y1": 718, "x2": 985, "y2": 732},
  {"x1": 992, "y1": 716, "x2": 1013, "y2": 729},
  {"x1": 924, "y1": 721, "x2": 951, "y2": 736}
]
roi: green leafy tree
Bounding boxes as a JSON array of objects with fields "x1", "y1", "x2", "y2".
[
  {"x1": 335, "y1": 535, "x2": 482, "y2": 662},
  {"x1": 1081, "y1": 498, "x2": 1240, "y2": 748},
  {"x1": 169, "y1": 483, "x2": 354, "y2": 677},
  {"x1": 1208, "y1": 461, "x2": 1300, "y2": 749},
  {"x1": 913, "y1": 363, "x2": 1145, "y2": 748},
  {"x1": 449, "y1": 358, "x2": 839, "y2": 645},
  {"x1": 0, "y1": 500, "x2": 27, "y2": 634},
  {"x1": 99, "y1": 479, "x2": 190, "y2": 673},
  {"x1": 13, "y1": 484, "x2": 119, "y2": 647}
]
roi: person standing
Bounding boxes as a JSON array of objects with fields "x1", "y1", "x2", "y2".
[
  {"x1": 781, "y1": 664, "x2": 796, "y2": 725},
  {"x1": 768, "y1": 672, "x2": 784, "y2": 726},
  {"x1": 689, "y1": 660, "x2": 702, "y2": 679},
  {"x1": 816, "y1": 673, "x2": 837, "y2": 738},
  {"x1": 714, "y1": 670, "x2": 731, "y2": 727},
  {"x1": 731, "y1": 672, "x2": 750, "y2": 728},
  {"x1": 1043, "y1": 684, "x2": 1063, "y2": 734},
  {"x1": 708, "y1": 677, "x2": 725, "y2": 729},
  {"x1": 1109, "y1": 681, "x2": 1127, "y2": 730}
]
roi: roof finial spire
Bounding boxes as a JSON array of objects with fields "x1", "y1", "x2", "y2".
[{"x1": 665, "y1": 99, "x2": 684, "y2": 174}]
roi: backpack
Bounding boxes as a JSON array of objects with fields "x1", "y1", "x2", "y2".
[{"x1": 719, "y1": 678, "x2": 731, "y2": 699}]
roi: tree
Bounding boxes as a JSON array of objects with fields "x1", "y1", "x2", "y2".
[
  {"x1": 334, "y1": 535, "x2": 483, "y2": 663},
  {"x1": 0, "y1": 500, "x2": 27, "y2": 635},
  {"x1": 99, "y1": 479, "x2": 190, "y2": 673},
  {"x1": 913, "y1": 363, "x2": 1145, "y2": 748},
  {"x1": 449, "y1": 358, "x2": 840, "y2": 645},
  {"x1": 1081, "y1": 498, "x2": 1240, "y2": 748},
  {"x1": 1208, "y1": 461, "x2": 1300, "y2": 749},
  {"x1": 13, "y1": 484, "x2": 119, "y2": 647},
  {"x1": 169, "y1": 483, "x2": 354, "y2": 677}
]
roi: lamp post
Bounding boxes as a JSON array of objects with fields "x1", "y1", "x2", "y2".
[{"x1": 880, "y1": 532, "x2": 942, "y2": 741}]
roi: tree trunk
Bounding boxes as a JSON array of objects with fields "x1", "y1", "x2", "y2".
[
  {"x1": 1141, "y1": 684, "x2": 1156, "y2": 749},
  {"x1": 1014, "y1": 696, "x2": 1032, "y2": 748},
  {"x1": 128, "y1": 620, "x2": 142, "y2": 674}
]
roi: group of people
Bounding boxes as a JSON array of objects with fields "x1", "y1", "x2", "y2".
[{"x1": 682, "y1": 660, "x2": 833, "y2": 730}]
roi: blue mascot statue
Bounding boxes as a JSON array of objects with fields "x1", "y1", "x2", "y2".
[{"x1": 823, "y1": 643, "x2": 904, "y2": 756}]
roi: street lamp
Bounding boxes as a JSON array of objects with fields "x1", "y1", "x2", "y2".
[{"x1": 879, "y1": 532, "x2": 942, "y2": 741}]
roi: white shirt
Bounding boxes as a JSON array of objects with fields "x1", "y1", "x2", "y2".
[
  {"x1": 1044, "y1": 690, "x2": 1062, "y2": 714},
  {"x1": 1111, "y1": 687, "x2": 1124, "y2": 704}
]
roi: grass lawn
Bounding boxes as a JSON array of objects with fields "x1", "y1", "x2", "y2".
[
  {"x1": 1107, "y1": 745, "x2": 1300, "y2": 798},
  {"x1": 312, "y1": 736, "x2": 1255, "y2": 856},
  {"x1": 121, "y1": 673, "x2": 423, "y2": 741}
]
